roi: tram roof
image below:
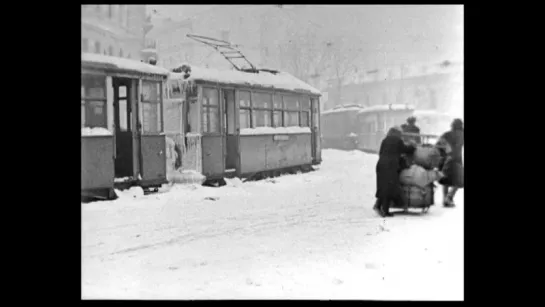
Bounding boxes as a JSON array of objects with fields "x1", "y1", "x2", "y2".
[
  {"x1": 169, "y1": 65, "x2": 321, "y2": 96},
  {"x1": 357, "y1": 104, "x2": 415, "y2": 115},
  {"x1": 81, "y1": 53, "x2": 170, "y2": 77}
]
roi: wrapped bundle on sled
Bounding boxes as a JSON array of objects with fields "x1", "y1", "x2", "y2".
[
  {"x1": 412, "y1": 145, "x2": 442, "y2": 170},
  {"x1": 395, "y1": 165, "x2": 445, "y2": 212}
]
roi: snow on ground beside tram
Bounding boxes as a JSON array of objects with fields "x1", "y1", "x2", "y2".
[
  {"x1": 82, "y1": 149, "x2": 463, "y2": 300},
  {"x1": 81, "y1": 127, "x2": 112, "y2": 136},
  {"x1": 240, "y1": 127, "x2": 312, "y2": 135}
]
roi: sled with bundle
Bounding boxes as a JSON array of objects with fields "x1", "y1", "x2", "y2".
[{"x1": 394, "y1": 157, "x2": 444, "y2": 213}]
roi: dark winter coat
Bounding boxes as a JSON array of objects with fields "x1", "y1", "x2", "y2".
[
  {"x1": 401, "y1": 123, "x2": 421, "y2": 144},
  {"x1": 375, "y1": 134, "x2": 416, "y2": 199},
  {"x1": 438, "y1": 128, "x2": 464, "y2": 188}
]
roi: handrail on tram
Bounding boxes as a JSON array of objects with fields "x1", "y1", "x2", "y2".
[{"x1": 401, "y1": 132, "x2": 440, "y2": 146}]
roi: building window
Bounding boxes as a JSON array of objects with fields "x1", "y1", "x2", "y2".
[
  {"x1": 202, "y1": 88, "x2": 220, "y2": 133},
  {"x1": 119, "y1": 48, "x2": 123, "y2": 58},
  {"x1": 108, "y1": 46, "x2": 114, "y2": 56},
  {"x1": 81, "y1": 75, "x2": 107, "y2": 128},
  {"x1": 141, "y1": 81, "x2": 162, "y2": 134},
  {"x1": 94, "y1": 41, "x2": 101, "y2": 54},
  {"x1": 127, "y1": 53, "x2": 131, "y2": 59},
  {"x1": 238, "y1": 90, "x2": 251, "y2": 129}
]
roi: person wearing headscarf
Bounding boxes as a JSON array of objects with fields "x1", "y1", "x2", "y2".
[
  {"x1": 401, "y1": 116, "x2": 422, "y2": 144},
  {"x1": 436, "y1": 118, "x2": 464, "y2": 207},
  {"x1": 374, "y1": 126, "x2": 417, "y2": 217}
]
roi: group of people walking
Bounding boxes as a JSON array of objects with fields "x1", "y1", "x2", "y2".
[{"x1": 373, "y1": 116, "x2": 464, "y2": 217}]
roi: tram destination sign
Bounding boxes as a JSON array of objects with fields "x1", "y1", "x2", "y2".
[{"x1": 273, "y1": 135, "x2": 290, "y2": 141}]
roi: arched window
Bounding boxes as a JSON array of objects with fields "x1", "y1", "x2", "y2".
[{"x1": 94, "y1": 41, "x2": 101, "y2": 54}]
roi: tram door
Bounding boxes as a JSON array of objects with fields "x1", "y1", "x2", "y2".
[
  {"x1": 223, "y1": 89, "x2": 238, "y2": 174},
  {"x1": 113, "y1": 78, "x2": 134, "y2": 178}
]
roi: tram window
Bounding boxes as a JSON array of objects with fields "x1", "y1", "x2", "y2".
[
  {"x1": 239, "y1": 91, "x2": 251, "y2": 107},
  {"x1": 202, "y1": 87, "x2": 220, "y2": 133},
  {"x1": 251, "y1": 92, "x2": 272, "y2": 128},
  {"x1": 238, "y1": 90, "x2": 251, "y2": 129},
  {"x1": 273, "y1": 95, "x2": 283, "y2": 109},
  {"x1": 253, "y1": 110, "x2": 271, "y2": 127},
  {"x1": 301, "y1": 97, "x2": 311, "y2": 110},
  {"x1": 141, "y1": 81, "x2": 162, "y2": 134},
  {"x1": 273, "y1": 111, "x2": 282, "y2": 127},
  {"x1": 252, "y1": 92, "x2": 271, "y2": 109},
  {"x1": 300, "y1": 111, "x2": 310, "y2": 127},
  {"x1": 239, "y1": 109, "x2": 251, "y2": 129},
  {"x1": 142, "y1": 103, "x2": 158, "y2": 133},
  {"x1": 142, "y1": 82, "x2": 159, "y2": 101},
  {"x1": 119, "y1": 86, "x2": 127, "y2": 98},
  {"x1": 119, "y1": 99, "x2": 128, "y2": 131},
  {"x1": 283, "y1": 95, "x2": 299, "y2": 110},
  {"x1": 82, "y1": 75, "x2": 107, "y2": 128},
  {"x1": 284, "y1": 111, "x2": 299, "y2": 127},
  {"x1": 208, "y1": 106, "x2": 220, "y2": 133}
]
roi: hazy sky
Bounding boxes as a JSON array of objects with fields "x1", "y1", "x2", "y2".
[{"x1": 147, "y1": 5, "x2": 463, "y2": 69}]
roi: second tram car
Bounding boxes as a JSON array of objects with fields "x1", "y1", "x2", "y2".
[{"x1": 163, "y1": 64, "x2": 322, "y2": 183}]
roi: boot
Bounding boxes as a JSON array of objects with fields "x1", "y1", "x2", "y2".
[{"x1": 373, "y1": 199, "x2": 384, "y2": 216}]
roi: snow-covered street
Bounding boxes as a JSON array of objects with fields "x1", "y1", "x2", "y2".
[{"x1": 82, "y1": 149, "x2": 463, "y2": 300}]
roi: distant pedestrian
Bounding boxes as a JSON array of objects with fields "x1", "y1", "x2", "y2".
[{"x1": 374, "y1": 126, "x2": 417, "y2": 217}]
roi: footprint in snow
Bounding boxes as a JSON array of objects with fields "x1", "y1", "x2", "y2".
[
  {"x1": 204, "y1": 197, "x2": 219, "y2": 201},
  {"x1": 168, "y1": 266, "x2": 178, "y2": 271},
  {"x1": 333, "y1": 278, "x2": 343, "y2": 285}
]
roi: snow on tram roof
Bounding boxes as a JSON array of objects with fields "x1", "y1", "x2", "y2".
[
  {"x1": 169, "y1": 65, "x2": 321, "y2": 95},
  {"x1": 358, "y1": 104, "x2": 415, "y2": 115},
  {"x1": 81, "y1": 53, "x2": 170, "y2": 76}
]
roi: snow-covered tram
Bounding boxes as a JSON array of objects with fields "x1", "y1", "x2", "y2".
[
  {"x1": 355, "y1": 104, "x2": 415, "y2": 153},
  {"x1": 81, "y1": 53, "x2": 170, "y2": 199},
  {"x1": 320, "y1": 104, "x2": 364, "y2": 150},
  {"x1": 163, "y1": 64, "x2": 322, "y2": 183}
]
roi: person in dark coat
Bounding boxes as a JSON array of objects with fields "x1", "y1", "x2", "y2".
[
  {"x1": 374, "y1": 126, "x2": 417, "y2": 217},
  {"x1": 401, "y1": 116, "x2": 422, "y2": 144},
  {"x1": 436, "y1": 118, "x2": 464, "y2": 207}
]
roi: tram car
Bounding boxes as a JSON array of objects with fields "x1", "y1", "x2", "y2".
[
  {"x1": 355, "y1": 104, "x2": 415, "y2": 153},
  {"x1": 81, "y1": 53, "x2": 170, "y2": 200},
  {"x1": 320, "y1": 104, "x2": 365, "y2": 150},
  {"x1": 163, "y1": 63, "x2": 322, "y2": 183}
]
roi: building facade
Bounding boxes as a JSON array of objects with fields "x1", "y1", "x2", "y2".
[
  {"x1": 81, "y1": 5, "x2": 148, "y2": 61},
  {"x1": 322, "y1": 60, "x2": 463, "y2": 115}
]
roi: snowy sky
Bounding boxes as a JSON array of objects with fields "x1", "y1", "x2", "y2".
[{"x1": 146, "y1": 5, "x2": 463, "y2": 69}]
